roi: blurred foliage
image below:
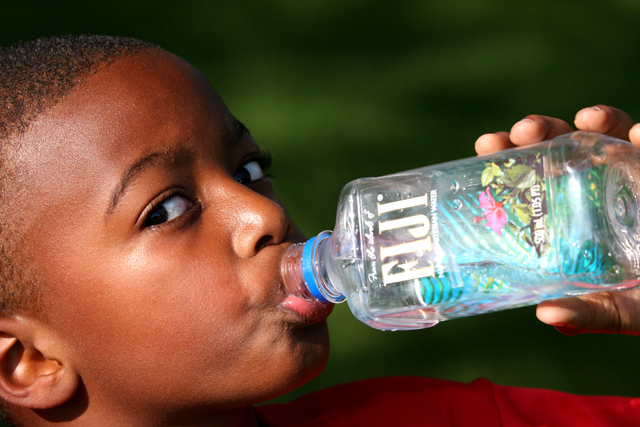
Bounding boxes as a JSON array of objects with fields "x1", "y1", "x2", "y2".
[{"x1": 2, "y1": 0, "x2": 640, "y2": 417}]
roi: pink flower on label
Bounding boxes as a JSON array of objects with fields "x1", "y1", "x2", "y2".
[{"x1": 475, "y1": 187, "x2": 507, "y2": 235}]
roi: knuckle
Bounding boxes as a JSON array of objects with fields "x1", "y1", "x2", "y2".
[{"x1": 584, "y1": 292, "x2": 623, "y2": 334}]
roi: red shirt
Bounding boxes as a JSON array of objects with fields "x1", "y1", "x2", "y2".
[{"x1": 256, "y1": 377, "x2": 640, "y2": 426}]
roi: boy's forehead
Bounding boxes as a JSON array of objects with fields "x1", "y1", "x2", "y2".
[
  {"x1": 15, "y1": 49, "x2": 233, "y2": 173},
  {"x1": 61, "y1": 50, "x2": 230, "y2": 148}
]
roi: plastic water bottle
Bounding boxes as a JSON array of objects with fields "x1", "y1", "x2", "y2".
[{"x1": 281, "y1": 132, "x2": 640, "y2": 330}]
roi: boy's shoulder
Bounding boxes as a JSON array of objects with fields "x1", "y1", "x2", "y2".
[{"x1": 256, "y1": 376, "x2": 640, "y2": 426}]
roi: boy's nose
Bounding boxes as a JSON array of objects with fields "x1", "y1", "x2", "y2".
[{"x1": 229, "y1": 184, "x2": 293, "y2": 258}]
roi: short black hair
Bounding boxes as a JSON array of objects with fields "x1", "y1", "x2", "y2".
[
  {"x1": 1, "y1": 34, "x2": 157, "y2": 139},
  {"x1": 0, "y1": 34, "x2": 157, "y2": 314}
]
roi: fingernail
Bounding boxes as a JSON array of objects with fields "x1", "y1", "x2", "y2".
[
  {"x1": 576, "y1": 106, "x2": 600, "y2": 116},
  {"x1": 512, "y1": 118, "x2": 534, "y2": 132},
  {"x1": 514, "y1": 118, "x2": 534, "y2": 126}
]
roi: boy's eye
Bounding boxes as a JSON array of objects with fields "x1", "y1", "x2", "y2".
[
  {"x1": 234, "y1": 160, "x2": 265, "y2": 184},
  {"x1": 142, "y1": 193, "x2": 195, "y2": 228}
]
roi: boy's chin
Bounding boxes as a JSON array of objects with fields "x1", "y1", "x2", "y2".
[
  {"x1": 274, "y1": 322, "x2": 331, "y2": 398},
  {"x1": 268, "y1": 354, "x2": 329, "y2": 402}
]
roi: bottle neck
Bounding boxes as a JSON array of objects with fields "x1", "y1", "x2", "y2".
[{"x1": 281, "y1": 231, "x2": 345, "y2": 303}]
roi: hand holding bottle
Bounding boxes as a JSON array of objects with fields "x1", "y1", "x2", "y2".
[{"x1": 475, "y1": 105, "x2": 640, "y2": 336}]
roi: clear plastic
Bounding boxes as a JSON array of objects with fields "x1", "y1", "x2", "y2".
[{"x1": 282, "y1": 132, "x2": 640, "y2": 330}]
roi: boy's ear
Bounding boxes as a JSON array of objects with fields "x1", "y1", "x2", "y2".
[{"x1": 0, "y1": 316, "x2": 78, "y2": 409}]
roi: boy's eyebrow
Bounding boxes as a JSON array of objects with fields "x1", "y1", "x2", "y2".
[
  {"x1": 105, "y1": 119, "x2": 249, "y2": 216},
  {"x1": 230, "y1": 120, "x2": 249, "y2": 143}
]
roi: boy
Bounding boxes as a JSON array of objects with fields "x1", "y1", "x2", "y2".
[
  {"x1": 0, "y1": 35, "x2": 639, "y2": 425},
  {"x1": 0, "y1": 34, "x2": 333, "y2": 425}
]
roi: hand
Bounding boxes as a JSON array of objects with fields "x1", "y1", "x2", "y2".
[
  {"x1": 475, "y1": 105, "x2": 640, "y2": 155},
  {"x1": 475, "y1": 105, "x2": 640, "y2": 336}
]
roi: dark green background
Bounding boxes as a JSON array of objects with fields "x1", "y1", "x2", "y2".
[{"x1": 2, "y1": 0, "x2": 640, "y2": 416}]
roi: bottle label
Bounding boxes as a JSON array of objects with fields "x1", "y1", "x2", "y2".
[
  {"x1": 360, "y1": 152, "x2": 549, "y2": 289},
  {"x1": 476, "y1": 152, "x2": 549, "y2": 257}
]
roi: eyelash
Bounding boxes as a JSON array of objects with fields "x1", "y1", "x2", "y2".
[
  {"x1": 139, "y1": 188, "x2": 199, "y2": 230},
  {"x1": 243, "y1": 148, "x2": 273, "y2": 180}
]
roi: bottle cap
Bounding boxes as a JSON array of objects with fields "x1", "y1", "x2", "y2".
[{"x1": 302, "y1": 233, "x2": 331, "y2": 302}]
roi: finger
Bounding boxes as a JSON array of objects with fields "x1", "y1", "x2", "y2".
[
  {"x1": 475, "y1": 131, "x2": 514, "y2": 155},
  {"x1": 629, "y1": 123, "x2": 640, "y2": 149},
  {"x1": 574, "y1": 105, "x2": 635, "y2": 141},
  {"x1": 509, "y1": 115, "x2": 574, "y2": 146},
  {"x1": 536, "y1": 289, "x2": 640, "y2": 336}
]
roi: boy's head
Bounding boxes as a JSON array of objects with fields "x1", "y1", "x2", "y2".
[{"x1": 0, "y1": 35, "x2": 332, "y2": 425}]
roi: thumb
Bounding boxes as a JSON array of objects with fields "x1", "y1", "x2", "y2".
[{"x1": 536, "y1": 290, "x2": 640, "y2": 336}]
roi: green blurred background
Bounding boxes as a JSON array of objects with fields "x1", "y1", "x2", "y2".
[{"x1": 2, "y1": 0, "x2": 640, "y2": 412}]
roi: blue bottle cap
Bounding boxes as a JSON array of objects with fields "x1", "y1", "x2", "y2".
[{"x1": 301, "y1": 234, "x2": 331, "y2": 303}]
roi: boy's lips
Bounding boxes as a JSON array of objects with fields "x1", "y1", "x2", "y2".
[{"x1": 278, "y1": 294, "x2": 334, "y2": 325}]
